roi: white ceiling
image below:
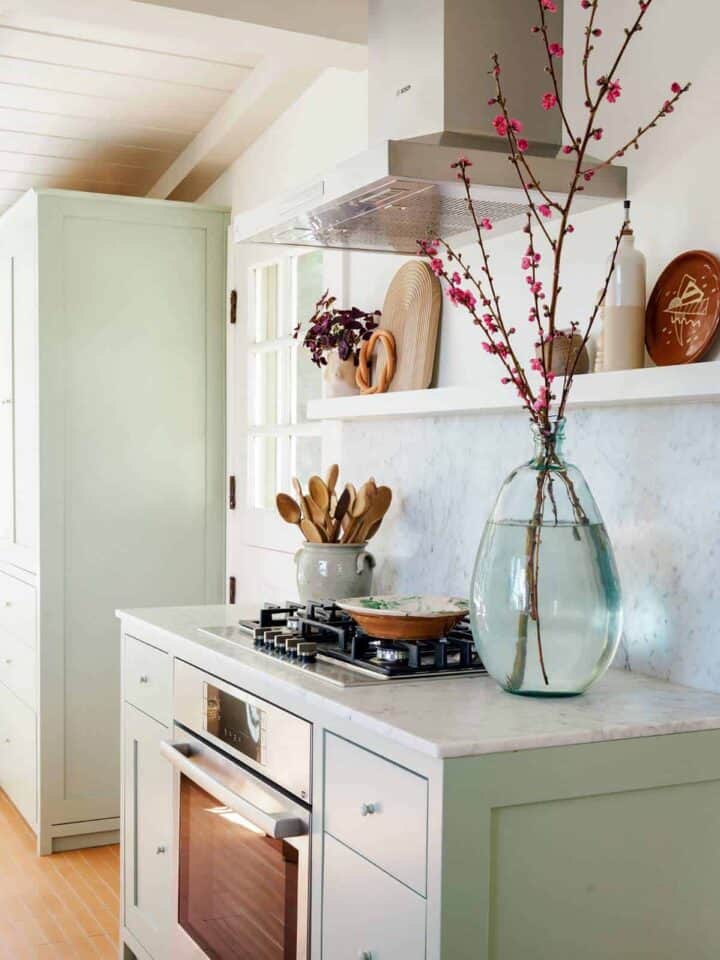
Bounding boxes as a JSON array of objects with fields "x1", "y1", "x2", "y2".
[{"x1": 0, "y1": 0, "x2": 367, "y2": 214}]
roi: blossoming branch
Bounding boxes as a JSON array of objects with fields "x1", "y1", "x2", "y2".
[{"x1": 418, "y1": 0, "x2": 690, "y2": 431}]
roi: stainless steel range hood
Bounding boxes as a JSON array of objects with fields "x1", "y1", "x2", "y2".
[{"x1": 233, "y1": 0, "x2": 626, "y2": 253}]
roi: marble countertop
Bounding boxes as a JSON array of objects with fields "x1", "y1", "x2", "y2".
[{"x1": 118, "y1": 604, "x2": 720, "y2": 760}]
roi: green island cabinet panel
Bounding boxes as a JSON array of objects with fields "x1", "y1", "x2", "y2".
[{"x1": 440, "y1": 729, "x2": 720, "y2": 960}]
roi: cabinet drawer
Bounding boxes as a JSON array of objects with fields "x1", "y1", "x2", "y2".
[
  {"x1": 324, "y1": 733, "x2": 428, "y2": 895},
  {"x1": 124, "y1": 635, "x2": 172, "y2": 725},
  {"x1": 0, "y1": 632, "x2": 35, "y2": 709},
  {"x1": 323, "y1": 834, "x2": 426, "y2": 959},
  {"x1": 0, "y1": 572, "x2": 36, "y2": 649},
  {"x1": 0, "y1": 683, "x2": 36, "y2": 828}
]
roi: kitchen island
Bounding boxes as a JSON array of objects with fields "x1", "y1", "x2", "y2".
[{"x1": 118, "y1": 604, "x2": 720, "y2": 960}]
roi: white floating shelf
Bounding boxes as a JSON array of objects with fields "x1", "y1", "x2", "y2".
[{"x1": 307, "y1": 362, "x2": 720, "y2": 422}]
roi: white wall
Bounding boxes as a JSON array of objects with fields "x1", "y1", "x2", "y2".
[{"x1": 207, "y1": 1, "x2": 720, "y2": 692}]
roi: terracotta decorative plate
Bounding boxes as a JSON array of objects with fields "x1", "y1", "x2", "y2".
[
  {"x1": 336, "y1": 595, "x2": 469, "y2": 641},
  {"x1": 646, "y1": 250, "x2": 720, "y2": 365}
]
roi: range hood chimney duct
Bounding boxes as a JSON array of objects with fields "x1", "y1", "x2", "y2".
[{"x1": 233, "y1": 0, "x2": 626, "y2": 254}]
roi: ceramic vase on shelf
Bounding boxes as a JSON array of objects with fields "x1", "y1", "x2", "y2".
[
  {"x1": 470, "y1": 417, "x2": 622, "y2": 697},
  {"x1": 603, "y1": 200, "x2": 647, "y2": 371},
  {"x1": 295, "y1": 542, "x2": 375, "y2": 602},
  {"x1": 322, "y1": 354, "x2": 358, "y2": 398}
]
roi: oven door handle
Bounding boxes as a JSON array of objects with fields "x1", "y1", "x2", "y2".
[{"x1": 160, "y1": 740, "x2": 307, "y2": 840}]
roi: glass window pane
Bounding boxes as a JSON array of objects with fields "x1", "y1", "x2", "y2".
[
  {"x1": 248, "y1": 351, "x2": 278, "y2": 427},
  {"x1": 294, "y1": 345, "x2": 322, "y2": 424},
  {"x1": 253, "y1": 263, "x2": 278, "y2": 342},
  {"x1": 292, "y1": 434, "x2": 322, "y2": 486},
  {"x1": 295, "y1": 250, "x2": 324, "y2": 324},
  {"x1": 276, "y1": 347, "x2": 292, "y2": 426},
  {"x1": 249, "y1": 435, "x2": 276, "y2": 509}
]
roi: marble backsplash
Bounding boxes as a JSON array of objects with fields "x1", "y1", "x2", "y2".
[{"x1": 338, "y1": 401, "x2": 720, "y2": 694}]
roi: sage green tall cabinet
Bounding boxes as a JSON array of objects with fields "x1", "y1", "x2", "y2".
[{"x1": 0, "y1": 189, "x2": 227, "y2": 854}]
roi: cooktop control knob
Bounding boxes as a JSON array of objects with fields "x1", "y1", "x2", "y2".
[{"x1": 297, "y1": 641, "x2": 317, "y2": 663}]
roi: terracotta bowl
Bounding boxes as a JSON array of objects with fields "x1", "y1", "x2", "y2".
[{"x1": 337, "y1": 595, "x2": 469, "y2": 641}]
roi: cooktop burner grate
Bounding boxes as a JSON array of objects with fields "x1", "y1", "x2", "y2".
[{"x1": 233, "y1": 601, "x2": 486, "y2": 680}]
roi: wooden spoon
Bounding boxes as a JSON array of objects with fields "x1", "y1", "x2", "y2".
[
  {"x1": 325, "y1": 463, "x2": 339, "y2": 498},
  {"x1": 354, "y1": 486, "x2": 392, "y2": 542},
  {"x1": 305, "y1": 494, "x2": 329, "y2": 530},
  {"x1": 349, "y1": 482, "x2": 373, "y2": 519},
  {"x1": 364, "y1": 517, "x2": 383, "y2": 541},
  {"x1": 276, "y1": 492, "x2": 302, "y2": 527},
  {"x1": 292, "y1": 476, "x2": 312, "y2": 519},
  {"x1": 308, "y1": 475, "x2": 330, "y2": 511},
  {"x1": 330, "y1": 487, "x2": 351, "y2": 542},
  {"x1": 300, "y1": 518, "x2": 327, "y2": 543}
]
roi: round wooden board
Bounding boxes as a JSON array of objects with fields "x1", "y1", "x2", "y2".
[
  {"x1": 380, "y1": 260, "x2": 442, "y2": 391},
  {"x1": 646, "y1": 250, "x2": 720, "y2": 365}
]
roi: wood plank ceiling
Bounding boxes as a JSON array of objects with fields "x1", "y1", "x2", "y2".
[{"x1": 0, "y1": 0, "x2": 367, "y2": 214}]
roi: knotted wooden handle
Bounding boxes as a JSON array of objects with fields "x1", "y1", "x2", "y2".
[{"x1": 356, "y1": 329, "x2": 397, "y2": 395}]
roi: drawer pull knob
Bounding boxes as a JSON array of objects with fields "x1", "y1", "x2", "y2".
[
  {"x1": 139, "y1": 675, "x2": 149, "y2": 684},
  {"x1": 3, "y1": 659, "x2": 11, "y2": 665},
  {"x1": 156, "y1": 845, "x2": 167, "y2": 855},
  {"x1": 359, "y1": 952, "x2": 373, "y2": 960},
  {"x1": 4, "y1": 601, "x2": 11, "y2": 607},
  {"x1": 3, "y1": 737, "x2": 10, "y2": 743},
  {"x1": 360, "y1": 802, "x2": 377, "y2": 817}
]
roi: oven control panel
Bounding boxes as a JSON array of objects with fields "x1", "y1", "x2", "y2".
[{"x1": 174, "y1": 659, "x2": 312, "y2": 802}]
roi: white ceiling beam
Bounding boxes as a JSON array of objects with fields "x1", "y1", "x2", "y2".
[
  {"x1": 146, "y1": 58, "x2": 321, "y2": 201},
  {"x1": 135, "y1": 0, "x2": 368, "y2": 44}
]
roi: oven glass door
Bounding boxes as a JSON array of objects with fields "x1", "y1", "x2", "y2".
[{"x1": 179, "y1": 774, "x2": 300, "y2": 960}]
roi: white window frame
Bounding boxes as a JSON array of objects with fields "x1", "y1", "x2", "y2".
[{"x1": 228, "y1": 243, "x2": 342, "y2": 555}]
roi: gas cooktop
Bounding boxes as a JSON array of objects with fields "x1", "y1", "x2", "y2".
[{"x1": 200, "y1": 601, "x2": 486, "y2": 687}]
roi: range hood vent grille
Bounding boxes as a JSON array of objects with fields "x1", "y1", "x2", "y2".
[{"x1": 247, "y1": 178, "x2": 530, "y2": 254}]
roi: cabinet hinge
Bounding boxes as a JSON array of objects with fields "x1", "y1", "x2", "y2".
[
  {"x1": 228, "y1": 576, "x2": 237, "y2": 605},
  {"x1": 229, "y1": 288, "x2": 237, "y2": 325},
  {"x1": 228, "y1": 475, "x2": 236, "y2": 510}
]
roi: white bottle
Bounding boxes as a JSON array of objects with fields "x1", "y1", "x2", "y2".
[{"x1": 603, "y1": 201, "x2": 647, "y2": 371}]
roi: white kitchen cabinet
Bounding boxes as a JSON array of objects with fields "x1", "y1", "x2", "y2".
[
  {"x1": 324, "y1": 732, "x2": 428, "y2": 895},
  {"x1": 322, "y1": 834, "x2": 427, "y2": 959},
  {"x1": 0, "y1": 678, "x2": 36, "y2": 827},
  {"x1": 0, "y1": 189, "x2": 227, "y2": 851},
  {"x1": 123, "y1": 702, "x2": 173, "y2": 960}
]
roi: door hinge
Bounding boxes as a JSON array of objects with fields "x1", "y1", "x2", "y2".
[
  {"x1": 228, "y1": 475, "x2": 236, "y2": 510},
  {"x1": 228, "y1": 576, "x2": 236, "y2": 605},
  {"x1": 229, "y1": 288, "x2": 237, "y2": 325}
]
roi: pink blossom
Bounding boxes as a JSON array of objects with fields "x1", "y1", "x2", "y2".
[
  {"x1": 592, "y1": 127, "x2": 604, "y2": 140},
  {"x1": 509, "y1": 118, "x2": 523, "y2": 133},
  {"x1": 517, "y1": 138, "x2": 529, "y2": 152},
  {"x1": 662, "y1": 100, "x2": 674, "y2": 115},
  {"x1": 451, "y1": 271, "x2": 462, "y2": 286},
  {"x1": 480, "y1": 218, "x2": 493, "y2": 230},
  {"x1": 418, "y1": 239, "x2": 439, "y2": 256},
  {"x1": 530, "y1": 357, "x2": 543, "y2": 373},
  {"x1": 547, "y1": 371, "x2": 557, "y2": 383},
  {"x1": 538, "y1": 204, "x2": 552, "y2": 218},
  {"x1": 496, "y1": 343, "x2": 509, "y2": 358},
  {"x1": 493, "y1": 115, "x2": 508, "y2": 136},
  {"x1": 562, "y1": 144, "x2": 574, "y2": 154},
  {"x1": 566, "y1": 224, "x2": 575, "y2": 233},
  {"x1": 430, "y1": 258, "x2": 444, "y2": 276},
  {"x1": 581, "y1": 0, "x2": 591, "y2": 7},
  {"x1": 671, "y1": 81, "x2": 682, "y2": 94},
  {"x1": 583, "y1": 169, "x2": 595, "y2": 182},
  {"x1": 606, "y1": 80, "x2": 622, "y2": 103},
  {"x1": 592, "y1": 28, "x2": 603, "y2": 36},
  {"x1": 548, "y1": 42, "x2": 564, "y2": 57},
  {"x1": 447, "y1": 286, "x2": 477, "y2": 311},
  {"x1": 521, "y1": 256, "x2": 532, "y2": 270},
  {"x1": 541, "y1": 0, "x2": 557, "y2": 10},
  {"x1": 541, "y1": 92, "x2": 557, "y2": 111},
  {"x1": 450, "y1": 155, "x2": 472, "y2": 169}
]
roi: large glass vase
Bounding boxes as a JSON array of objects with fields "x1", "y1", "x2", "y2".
[{"x1": 470, "y1": 418, "x2": 622, "y2": 696}]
